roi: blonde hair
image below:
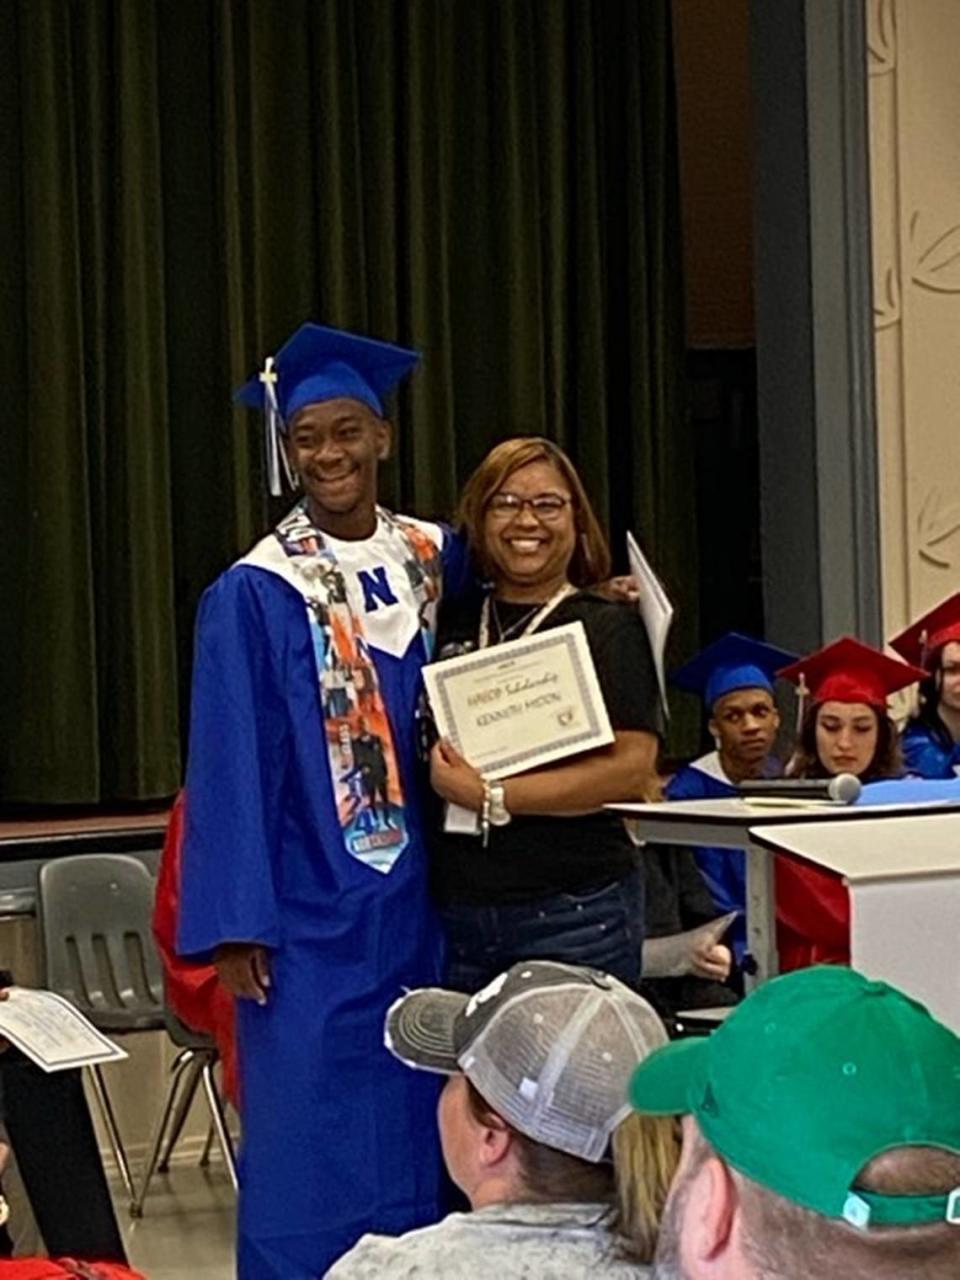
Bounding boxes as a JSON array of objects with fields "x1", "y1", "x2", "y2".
[
  {"x1": 612, "y1": 1112, "x2": 682, "y2": 1263},
  {"x1": 457, "y1": 436, "x2": 612, "y2": 587}
]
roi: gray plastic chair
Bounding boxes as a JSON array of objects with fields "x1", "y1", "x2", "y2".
[
  {"x1": 36, "y1": 853, "x2": 234, "y2": 1214},
  {"x1": 132, "y1": 1007, "x2": 237, "y2": 1216}
]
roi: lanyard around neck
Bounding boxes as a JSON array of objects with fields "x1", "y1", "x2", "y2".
[{"x1": 478, "y1": 582, "x2": 577, "y2": 650}]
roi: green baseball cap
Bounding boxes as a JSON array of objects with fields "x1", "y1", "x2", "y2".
[{"x1": 629, "y1": 967, "x2": 960, "y2": 1229}]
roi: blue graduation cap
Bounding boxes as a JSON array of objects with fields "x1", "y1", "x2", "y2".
[
  {"x1": 234, "y1": 323, "x2": 420, "y2": 495},
  {"x1": 671, "y1": 633, "x2": 798, "y2": 710}
]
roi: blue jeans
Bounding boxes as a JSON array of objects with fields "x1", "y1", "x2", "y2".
[{"x1": 439, "y1": 870, "x2": 644, "y2": 994}]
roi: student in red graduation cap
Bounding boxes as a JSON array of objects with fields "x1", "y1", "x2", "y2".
[
  {"x1": 889, "y1": 592, "x2": 960, "y2": 780},
  {"x1": 774, "y1": 637, "x2": 925, "y2": 970}
]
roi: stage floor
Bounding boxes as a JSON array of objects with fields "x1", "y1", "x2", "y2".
[{"x1": 118, "y1": 1163, "x2": 235, "y2": 1280}]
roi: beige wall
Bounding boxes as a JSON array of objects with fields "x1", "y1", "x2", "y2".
[{"x1": 869, "y1": 0, "x2": 960, "y2": 636}]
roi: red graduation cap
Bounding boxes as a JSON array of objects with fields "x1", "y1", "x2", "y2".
[
  {"x1": 888, "y1": 592, "x2": 960, "y2": 671},
  {"x1": 777, "y1": 636, "x2": 926, "y2": 706}
]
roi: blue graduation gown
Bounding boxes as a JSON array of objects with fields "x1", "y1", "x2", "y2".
[
  {"x1": 177, "y1": 525, "x2": 466, "y2": 1278},
  {"x1": 664, "y1": 755, "x2": 746, "y2": 960},
  {"x1": 902, "y1": 720, "x2": 960, "y2": 780}
]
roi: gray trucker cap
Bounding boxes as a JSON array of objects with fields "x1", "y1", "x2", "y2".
[{"x1": 385, "y1": 960, "x2": 668, "y2": 1162}]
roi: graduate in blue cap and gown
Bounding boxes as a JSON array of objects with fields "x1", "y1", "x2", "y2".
[
  {"x1": 889, "y1": 592, "x2": 960, "y2": 779},
  {"x1": 664, "y1": 634, "x2": 795, "y2": 961},
  {"x1": 175, "y1": 323, "x2": 469, "y2": 1278}
]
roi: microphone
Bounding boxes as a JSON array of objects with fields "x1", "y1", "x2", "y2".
[{"x1": 736, "y1": 774, "x2": 862, "y2": 805}]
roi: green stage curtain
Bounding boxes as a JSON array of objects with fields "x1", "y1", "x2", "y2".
[{"x1": 0, "y1": 0, "x2": 697, "y2": 804}]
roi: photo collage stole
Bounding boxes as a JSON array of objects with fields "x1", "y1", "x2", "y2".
[{"x1": 274, "y1": 503, "x2": 443, "y2": 873}]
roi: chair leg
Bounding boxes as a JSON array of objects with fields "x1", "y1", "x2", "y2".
[
  {"x1": 87, "y1": 1064, "x2": 136, "y2": 1206},
  {"x1": 199, "y1": 1120, "x2": 216, "y2": 1168},
  {"x1": 157, "y1": 1051, "x2": 204, "y2": 1173},
  {"x1": 200, "y1": 1062, "x2": 238, "y2": 1192},
  {"x1": 130, "y1": 1048, "x2": 201, "y2": 1218}
]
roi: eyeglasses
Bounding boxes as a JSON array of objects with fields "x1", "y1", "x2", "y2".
[{"x1": 486, "y1": 493, "x2": 573, "y2": 521}]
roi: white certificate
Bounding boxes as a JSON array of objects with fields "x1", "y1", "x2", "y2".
[
  {"x1": 0, "y1": 987, "x2": 128, "y2": 1073},
  {"x1": 627, "y1": 531, "x2": 674, "y2": 717},
  {"x1": 423, "y1": 621, "x2": 614, "y2": 777}
]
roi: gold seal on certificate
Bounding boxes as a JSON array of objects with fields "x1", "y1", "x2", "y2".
[{"x1": 423, "y1": 621, "x2": 613, "y2": 777}]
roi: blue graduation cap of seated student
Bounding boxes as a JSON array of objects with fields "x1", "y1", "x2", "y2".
[
  {"x1": 234, "y1": 323, "x2": 420, "y2": 495},
  {"x1": 666, "y1": 634, "x2": 797, "y2": 962},
  {"x1": 671, "y1": 632, "x2": 798, "y2": 712}
]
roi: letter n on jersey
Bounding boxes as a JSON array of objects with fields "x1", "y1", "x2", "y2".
[{"x1": 359, "y1": 566, "x2": 399, "y2": 613}]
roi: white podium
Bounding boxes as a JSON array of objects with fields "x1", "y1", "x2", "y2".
[
  {"x1": 611, "y1": 797, "x2": 960, "y2": 1024},
  {"x1": 751, "y1": 813, "x2": 960, "y2": 1032}
]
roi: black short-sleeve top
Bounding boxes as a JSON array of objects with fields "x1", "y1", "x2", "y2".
[{"x1": 427, "y1": 589, "x2": 664, "y2": 906}]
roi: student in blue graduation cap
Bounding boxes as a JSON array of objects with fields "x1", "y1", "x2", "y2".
[
  {"x1": 664, "y1": 634, "x2": 796, "y2": 962},
  {"x1": 889, "y1": 592, "x2": 960, "y2": 779},
  {"x1": 174, "y1": 323, "x2": 470, "y2": 1279}
]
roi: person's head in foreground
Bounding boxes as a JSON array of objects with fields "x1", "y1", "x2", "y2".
[
  {"x1": 671, "y1": 633, "x2": 795, "y2": 782},
  {"x1": 780, "y1": 637, "x2": 925, "y2": 782},
  {"x1": 457, "y1": 436, "x2": 611, "y2": 601},
  {"x1": 629, "y1": 966, "x2": 960, "y2": 1279},
  {"x1": 338, "y1": 961, "x2": 680, "y2": 1275}
]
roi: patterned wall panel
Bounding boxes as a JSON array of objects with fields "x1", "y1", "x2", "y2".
[{"x1": 868, "y1": 0, "x2": 960, "y2": 633}]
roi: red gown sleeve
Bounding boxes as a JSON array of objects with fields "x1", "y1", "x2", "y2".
[
  {"x1": 776, "y1": 853, "x2": 851, "y2": 972},
  {"x1": 153, "y1": 791, "x2": 238, "y2": 1104}
]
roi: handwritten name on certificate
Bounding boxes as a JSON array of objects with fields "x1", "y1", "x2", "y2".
[
  {"x1": 423, "y1": 621, "x2": 614, "y2": 777},
  {"x1": 0, "y1": 987, "x2": 128, "y2": 1073}
]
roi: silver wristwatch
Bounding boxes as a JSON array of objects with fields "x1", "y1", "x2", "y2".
[{"x1": 487, "y1": 781, "x2": 512, "y2": 826}]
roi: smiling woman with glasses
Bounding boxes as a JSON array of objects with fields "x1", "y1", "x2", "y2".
[
  {"x1": 425, "y1": 436, "x2": 664, "y2": 995},
  {"x1": 485, "y1": 492, "x2": 573, "y2": 519}
]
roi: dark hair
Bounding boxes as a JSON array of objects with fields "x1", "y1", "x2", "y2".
[
  {"x1": 910, "y1": 667, "x2": 954, "y2": 753},
  {"x1": 788, "y1": 701, "x2": 902, "y2": 782},
  {"x1": 457, "y1": 436, "x2": 612, "y2": 587}
]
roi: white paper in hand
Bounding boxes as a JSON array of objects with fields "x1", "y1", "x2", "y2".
[
  {"x1": 626, "y1": 531, "x2": 674, "y2": 716},
  {"x1": 642, "y1": 911, "x2": 739, "y2": 979},
  {"x1": 0, "y1": 987, "x2": 128, "y2": 1073}
]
